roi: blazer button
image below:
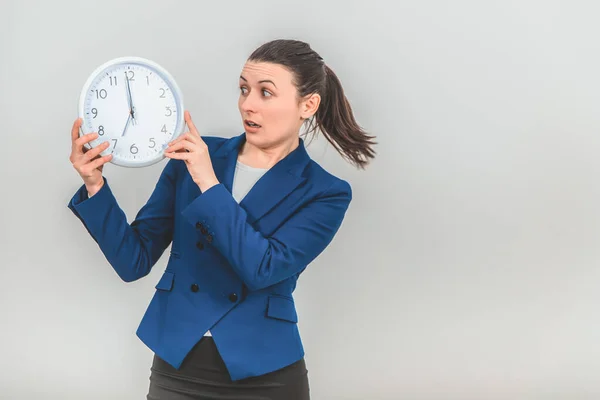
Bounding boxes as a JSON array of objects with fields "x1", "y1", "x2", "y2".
[
  {"x1": 191, "y1": 283, "x2": 199, "y2": 292},
  {"x1": 196, "y1": 241, "x2": 204, "y2": 250},
  {"x1": 206, "y1": 234, "x2": 213, "y2": 243},
  {"x1": 200, "y1": 226, "x2": 208, "y2": 235},
  {"x1": 196, "y1": 222, "x2": 204, "y2": 230},
  {"x1": 228, "y1": 292, "x2": 238, "y2": 302}
]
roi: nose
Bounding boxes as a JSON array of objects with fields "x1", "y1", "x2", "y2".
[{"x1": 240, "y1": 92, "x2": 259, "y2": 114}]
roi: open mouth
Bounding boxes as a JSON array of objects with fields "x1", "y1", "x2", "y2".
[{"x1": 245, "y1": 120, "x2": 262, "y2": 128}]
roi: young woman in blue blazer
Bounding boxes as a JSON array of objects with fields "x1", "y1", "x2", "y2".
[{"x1": 68, "y1": 39, "x2": 376, "y2": 399}]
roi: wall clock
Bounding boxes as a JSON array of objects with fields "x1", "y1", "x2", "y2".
[{"x1": 78, "y1": 57, "x2": 185, "y2": 167}]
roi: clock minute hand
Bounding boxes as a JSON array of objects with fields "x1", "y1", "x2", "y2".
[{"x1": 125, "y1": 72, "x2": 135, "y2": 123}]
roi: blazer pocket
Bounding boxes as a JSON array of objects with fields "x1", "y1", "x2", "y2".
[
  {"x1": 155, "y1": 271, "x2": 175, "y2": 291},
  {"x1": 266, "y1": 295, "x2": 298, "y2": 323}
]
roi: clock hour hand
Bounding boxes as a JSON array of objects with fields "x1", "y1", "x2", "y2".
[{"x1": 121, "y1": 113, "x2": 132, "y2": 137}]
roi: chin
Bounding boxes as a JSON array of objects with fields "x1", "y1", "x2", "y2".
[
  {"x1": 245, "y1": 131, "x2": 283, "y2": 150},
  {"x1": 243, "y1": 130, "x2": 265, "y2": 144}
]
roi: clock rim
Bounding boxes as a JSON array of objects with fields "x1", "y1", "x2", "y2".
[{"x1": 77, "y1": 56, "x2": 185, "y2": 168}]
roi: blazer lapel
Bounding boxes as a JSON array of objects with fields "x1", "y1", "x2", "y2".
[
  {"x1": 210, "y1": 133, "x2": 310, "y2": 224},
  {"x1": 240, "y1": 138, "x2": 309, "y2": 224},
  {"x1": 212, "y1": 135, "x2": 243, "y2": 193}
]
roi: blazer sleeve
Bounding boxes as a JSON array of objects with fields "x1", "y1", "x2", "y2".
[
  {"x1": 180, "y1": 179, "x2": 352, "y2": 291},
  {"x1": 67, "y1": 160, "x2": 178, "y2": 282}
]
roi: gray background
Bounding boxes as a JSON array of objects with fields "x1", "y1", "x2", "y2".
[{"x1": 2, "y1": 0, "x2": 600, "y2": 399}]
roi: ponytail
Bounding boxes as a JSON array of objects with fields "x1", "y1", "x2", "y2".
[{"x1": 312, "y1": 65, "x2": 376, "y2": 169}]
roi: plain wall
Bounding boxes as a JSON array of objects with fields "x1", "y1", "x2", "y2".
[{"x1": 2, "y1": 0, "x2": 600, "y2": 399}]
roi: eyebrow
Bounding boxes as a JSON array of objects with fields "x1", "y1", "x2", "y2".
[{"x1": 239, "y1": 75, "x2": 277, "y2": 88}]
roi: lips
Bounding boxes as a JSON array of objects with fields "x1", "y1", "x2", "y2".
[{"x1": 244, "y1": 119, "x2": 262, "y2": 128}]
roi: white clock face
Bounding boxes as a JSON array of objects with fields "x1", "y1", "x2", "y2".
[{"x1": 78, "y1": 57, "x2": 185, "y2": 167}]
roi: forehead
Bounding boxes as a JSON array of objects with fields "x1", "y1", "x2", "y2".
[{"x1": 240, "y1": 61, "x2": 294, "y2": 85}]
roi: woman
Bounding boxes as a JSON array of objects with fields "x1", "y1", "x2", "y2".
[{"x1": 68, "y1": 39, "x2": 376, "y2": 399}]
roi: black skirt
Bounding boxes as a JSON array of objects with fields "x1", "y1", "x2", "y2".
[{"x1": 146, "y1": 337, "x2": 310, "y2": 400}]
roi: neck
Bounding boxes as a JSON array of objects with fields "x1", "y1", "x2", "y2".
[{"x1": 238, "y1": 136, "x2": 300, "y2": 169}]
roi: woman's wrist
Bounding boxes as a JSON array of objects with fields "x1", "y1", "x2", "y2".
[
  {"x1": 197, "y1": 176, "x2": 219, "y2": 193},
  {"x1": 86, "y1": 180, "x2": 104, "y2": 197}
]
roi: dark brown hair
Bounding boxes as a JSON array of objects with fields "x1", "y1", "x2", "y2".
[{"x1": 248, "y1": 39, "x2": 376, "y2": 169}]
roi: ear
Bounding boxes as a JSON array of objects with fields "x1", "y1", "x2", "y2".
[{"x1": 300, "y1": 93, "x2": 321, "y2": 120}]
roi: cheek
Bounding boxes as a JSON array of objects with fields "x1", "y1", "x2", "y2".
[{"x1": 268, "y1": 100, "x2": 300, "y2": 127}]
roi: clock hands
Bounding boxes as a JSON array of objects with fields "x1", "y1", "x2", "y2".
[
  {"x1": 120, "y1": 71, "x2": 136, "y2": 138},
  {"x1": 125, "y1": 71, "x2": 136, "y2": 125},
  {"x1": 121, "y1": 113, "x2": 132, "y2": 137}
]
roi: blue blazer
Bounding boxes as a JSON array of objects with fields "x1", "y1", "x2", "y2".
[{"x1": 67, "y1": 133, "x2": 352, "y2": 381}]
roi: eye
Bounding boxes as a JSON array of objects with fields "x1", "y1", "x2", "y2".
[
  {"x1": 240, "y1": 86, "x2": 248, "y2": 94},
  {"x1": 262, "y1": 89, "x2": 272, "y2": 97}
]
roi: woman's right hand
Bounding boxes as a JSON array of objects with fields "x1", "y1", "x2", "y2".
[{"x1": 70, "y1": 118, "x2": 113, "y2": 196}]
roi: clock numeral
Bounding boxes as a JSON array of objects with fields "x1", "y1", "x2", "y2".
[
  {"x1": 165, "y1": 107, "x2": 172, "y2": 116},
  {"x1": 159, "y1": 88, "x2": 166, "y2": 98},
  {"x1": 130, "y1": 143, "x2": 139, "y2": 154},
  {"x1": 95, "y1": 89, "x2": 107, "y2": 99},
  {"x1": 161, "y1": 124, "x2": 167, "y2": 134},
  {"x1": 109, "y1": 76, "x2": 118, "y2": 86},
  {"x1": 149, "y1": 138, "x2": 156, "y2": 148},
  {"x1": 146, "y1": 76, "x2": 150, "y2": 85},
  {"x1": 91, "y1": 108, "x2": 98, "y2": 119},
  {"x1": 98, "y1": 125, "x2": 105, "y2": 136},
  {"x1": 126, "y1": 70, "x2": 135, "y2": 81},
  {"x1": 111, "y1": 139, "x2": 118, "y2": 149}
]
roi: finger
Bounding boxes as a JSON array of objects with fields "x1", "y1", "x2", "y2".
[
  {"x1": 75, "y1": 132, "x2": 99, "y2": 151},
  {"x1": 185, "y1": 111, "x2": 201, "y2": 137},
  {"x1": 86, "y1": 154, "x2": 113, "y2": 171},
  {"x1": 82, "y1": 141, "x2": 111, "y2": 162},
  {"x1": 168, "y1": 134, "x2": 185, "y2": 147},
  {"x1": 178, "y1": 131, "x2": 198, "y2": 145},
  {"x1": 166, "y1": 139, "x2": 194, "y2": 154},
  {"x1": 71, "y1": 118, "x2": 82, "y2": 143},
  {"x1": 71, "y1": 133, "x2": 99, "y2": 162},
  {"x1": 164, "y1": 151, "x2": 190, "y2": 161},
  {"x1": 167, "y1": 134, "x2": 196, "y2": 149}
]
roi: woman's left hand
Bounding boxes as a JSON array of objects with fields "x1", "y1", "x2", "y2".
[{"x1": 164, "y1": 110, "x2": 219, "y2": 192}]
